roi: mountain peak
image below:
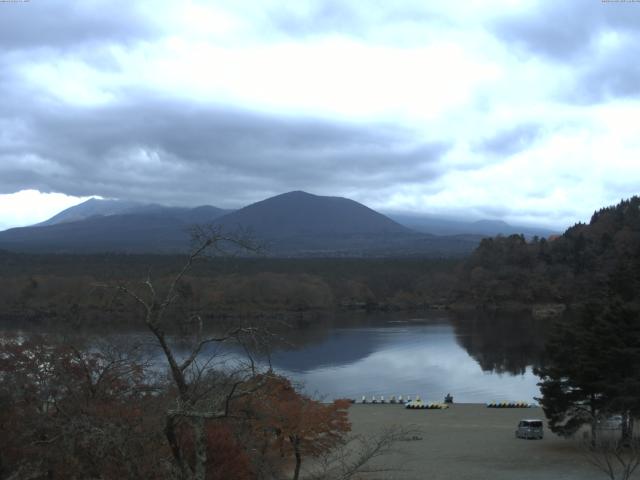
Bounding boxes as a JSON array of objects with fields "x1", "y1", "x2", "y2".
[
  {"x1": 271, "y1": 190, "x2": 321, "y2": 200},
  {"x1": 216, "y1": 191, "x2": 409, "y2": 238},
  {"x1": 282, "y1": 190, "x2": 311, "y2": 196}
]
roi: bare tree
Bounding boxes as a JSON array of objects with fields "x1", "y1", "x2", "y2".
[
  {"x1": 583, "y1": 437, "x2": 640, "y2": 480},
  {"x1": 306, "y1": 426, "x2": 423, "y2": 480},
  {"x1": 102, "y1": 225, "x2": 270, "y2": 480}
]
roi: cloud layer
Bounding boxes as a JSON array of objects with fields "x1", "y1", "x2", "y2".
[{"x1": 1, "y1": 0, "x2": 639, "y2": 229}]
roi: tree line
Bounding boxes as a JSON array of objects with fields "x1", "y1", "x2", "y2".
[
  {"x1": 457, "y1": 196, "x2": 640, "y2": 308},
  {"x1": 0, "y1": 255, "x2": 458, "y2": 326}
]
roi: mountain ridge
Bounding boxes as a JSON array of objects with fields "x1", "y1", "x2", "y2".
[
  {"x1": 0, "y1": 191, "x2": 554, "y2": 257},
  {"x1": 37, "y1": 198, "x2": 231, "y2": 227},
  {"x1": 37, "y1": 198, "x2": 144, "y2": 226},
  {"x1": 0, "y1": 191, "x2": 480, "y2": 256}
]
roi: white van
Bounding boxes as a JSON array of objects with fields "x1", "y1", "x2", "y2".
[{"x1": 515, "y1": 419, "x2": 544, "y2": 440}]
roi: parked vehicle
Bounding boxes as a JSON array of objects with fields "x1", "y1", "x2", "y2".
[
  {"x1": 598, "y1": 415, "x2": 623, "y2": 430},
  {"x1": 515, "y1": 419, "x2": 544, "y2": 439}
]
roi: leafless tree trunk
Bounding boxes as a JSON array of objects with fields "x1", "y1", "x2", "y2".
[
  {"x1": 590, "y1": 396, "x2": 599, "y2": 447},
  {"x1": 621, "y1": 411, "x2": 634, "y2": 445},
  {"x1": 101, "y1": 226, "x2": 266, "y2": 480},
  {"x1": 291, "y1": 435, "x2": 302, "y2": 480}
]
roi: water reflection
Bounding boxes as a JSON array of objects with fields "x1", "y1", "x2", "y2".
[
  {"x1": 450, "y1": 312, "x2": 550, "y2": 375},
  {"x1": 269, "y1": 318, "x2": 543, "y2": 403},
  {"x1": 0, "y1": 311, "x2": 548, "y2": 403}
]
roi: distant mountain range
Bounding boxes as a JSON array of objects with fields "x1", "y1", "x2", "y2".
[
  {"x1": 386, "y1": 213, "x2": 556, "y2": 238},
  {"x1": 0, "y1": 191, "x2": 555, "y2": 257}
]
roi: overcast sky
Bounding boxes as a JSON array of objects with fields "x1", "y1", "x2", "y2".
[{"x1": 1, "y1": 0, "x2": 639, "y2": 231}]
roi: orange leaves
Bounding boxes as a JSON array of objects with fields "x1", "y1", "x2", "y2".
[{"x1": 237, "y1": 374, "x2": 351, "y2": 458}]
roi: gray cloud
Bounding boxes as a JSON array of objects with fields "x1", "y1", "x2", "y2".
[
  {"x1": 254, "y1": 0, "x2": 443, "y2": 44},
  {"x1": 472, "y1": 204, "x2": 579, "y2": 226},
  {"x1": 494, "y1": 1, "x2": 640, "y2": 61},
  {"x1": 0, "y1": 0, "x2": 636, "y2": 231},
  {"x1": 0, "y1": 91, "x2": 448, "y2": 208},
  {"x1": 0, "y1": 0, "x2": 449, "y2": 210},
  {"x1": 475, "y1": 124, "x2": 542, "y2": 156},
  {"x1": 268, "y1": 0, "x2": 362, "y2": 38},
  {"x1": 494, "y1": 1, "x2": 640, "y2": 103},
  {"x1": 569, "y1": 41, "x2": 640, "y2": 103},
  {"x1": 0, "y1": 0, "x2": 156, "y2": 51}
]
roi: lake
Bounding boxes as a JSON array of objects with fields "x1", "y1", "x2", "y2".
[
  {"x1": 1, "y1": 310, "x2": 550, "y2": 404},
  {"x1": 264, "y1": 311, "x2": 548, "y2": 403}
]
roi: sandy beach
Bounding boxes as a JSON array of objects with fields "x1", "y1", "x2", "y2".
[{"x1": 345, "y1": 404, "x2": 622, "y2": 480}]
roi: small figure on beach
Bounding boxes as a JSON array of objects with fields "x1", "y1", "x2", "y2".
[{"x1": 444, "y1": 393, "x2": 454, "y2": 404}]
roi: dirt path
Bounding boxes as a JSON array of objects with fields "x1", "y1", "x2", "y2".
[{"x1": 345, "y1": 404, "x2": 626, "y2": 480}]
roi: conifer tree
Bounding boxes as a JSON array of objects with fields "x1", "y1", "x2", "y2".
[{"x1": 536, "y1": 301, "x2": 640, "y2": 443}]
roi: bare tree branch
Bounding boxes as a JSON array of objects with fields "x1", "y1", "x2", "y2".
[
  {"x1": 583, "y1": 437, "x2": 640, "y2": 480},
  {"x1": 306, "y1": 425, "x2": 422, "y2": 480}
]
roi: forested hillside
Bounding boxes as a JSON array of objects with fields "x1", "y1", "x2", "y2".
[
  {"x1": 0, "y1": 253, "x2": 458, "y2": 326},
  {"x1": 457, "y1": 197, "x2": 640, "y2": 307}
]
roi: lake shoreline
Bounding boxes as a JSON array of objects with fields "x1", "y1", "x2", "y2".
[{"x1": 0, "y1": 300, "x2": 568, "y2": 330}]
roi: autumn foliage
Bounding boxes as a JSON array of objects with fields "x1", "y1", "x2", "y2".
[
  {"x1": 236, "y1": 375, "x2": 352, "y2": 479},
  {"x1": 0, "y1": 335, "x2": 168, "y2": 479},
  {"x1": 0, "y1": 337, "x2": 351, "y2": 479}
]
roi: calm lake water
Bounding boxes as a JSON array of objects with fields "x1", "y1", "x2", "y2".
[
  {"x1": 2, "y1": 311, "x2": 550, "y2": 404},
  {"x1": 265, "y1": 312, "x2": 547, "y2": 403}
]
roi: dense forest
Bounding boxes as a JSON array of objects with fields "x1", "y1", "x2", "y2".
[
  {"x1": 456, "y1": 196, "x2": 640, "y2": 309},
  {"x1": 0, "y1": 253, "x2": 458, "y2": 326}
]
